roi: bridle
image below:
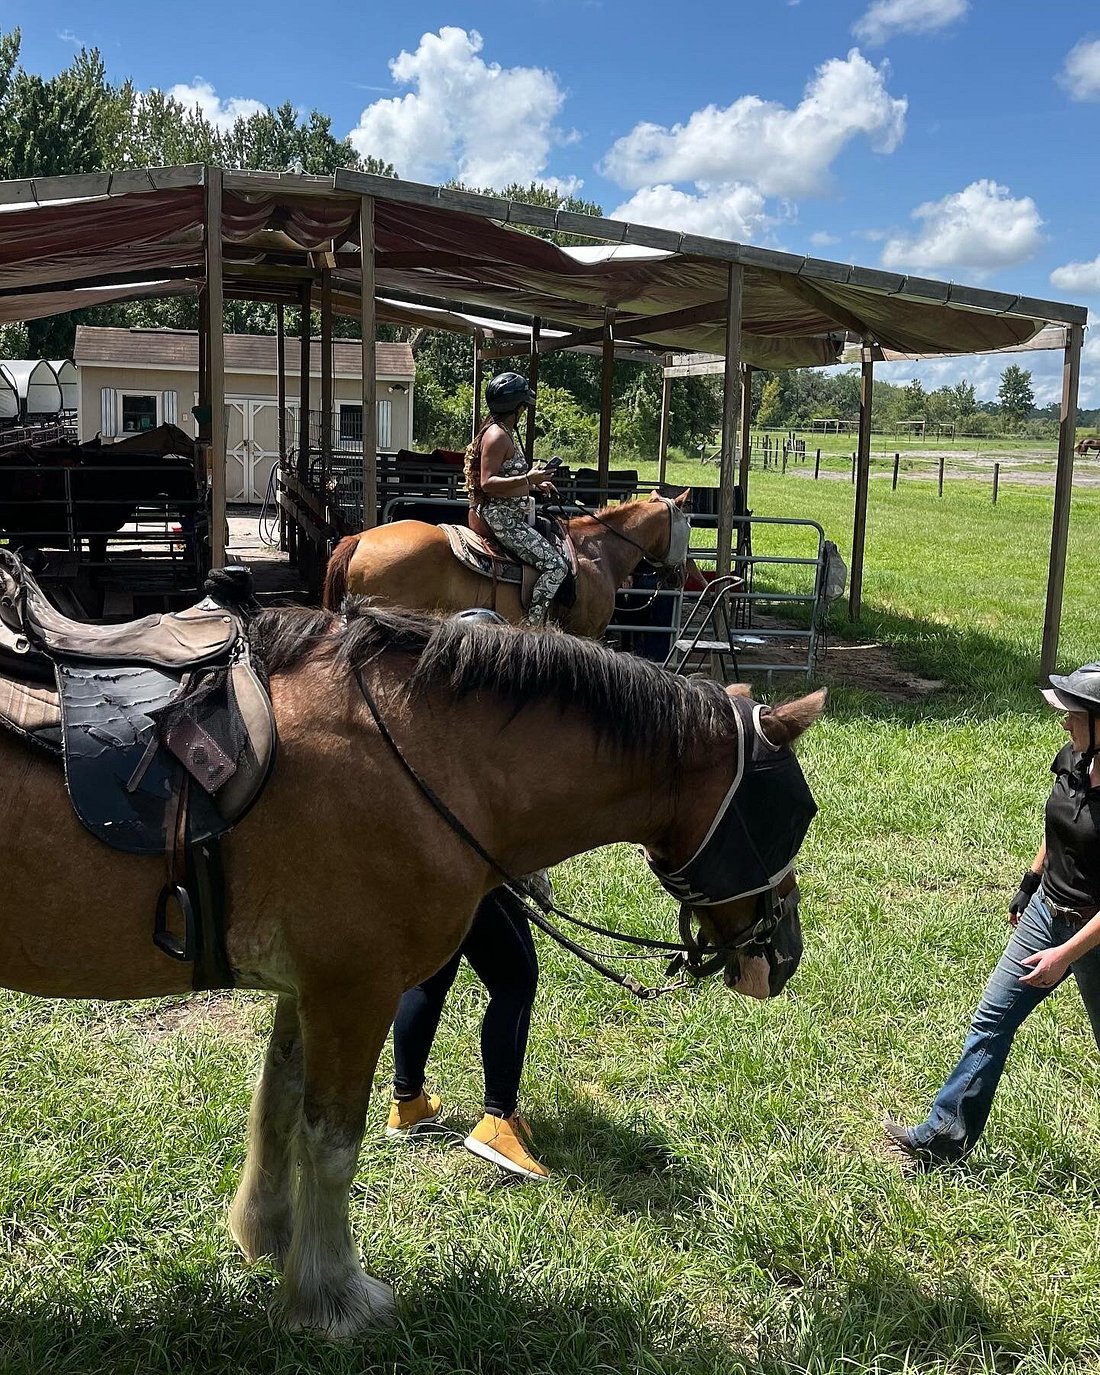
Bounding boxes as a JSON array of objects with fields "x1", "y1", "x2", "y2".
[
  {"x1": 563, "y1": 494, "x2": 690, "y2": 577},
  {"x1": 352, "y1": 654, "x2": 807, "y2": 999}
]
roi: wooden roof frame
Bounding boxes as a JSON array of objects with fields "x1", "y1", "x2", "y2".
[{"x1": 0, "y1": 163, "x2": 1087, "y2": 676}]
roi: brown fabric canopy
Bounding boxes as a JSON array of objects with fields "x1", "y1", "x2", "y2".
[{"x1": 0, "y1": 166, "x2": 1085, "y2": 369}]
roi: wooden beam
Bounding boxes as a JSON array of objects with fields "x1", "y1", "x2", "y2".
[
  {"x1": 597, "y1": 310, "x2": 616, "y2": 499},
  {"x1": 196, "y1": 286, "x2": 209, "y2": 442},
  {"x1": 472, "y1": 332, "x2": 485, "y2": 439},
  {"x1": 1040, "y1": 322, "x2": 1084, "y2": 678},
  {"x1": 320, "y1": 265, "x2": 334, "y2": 468},
  {"x1": 360, "y1": 196, "x2": 378, "y2": 530},
  {"x1": 526, "y1": 317, "x2": 540, "y2": 460},
  {"x1": 848, "y1": 348, "x2": 875, "y2": 621},
  {"x1": 716, "y1": 266, "x2": 744, "y2": 577},
  {"x1": 205, "y1": 167, "x2": 226, "y2": 570},
  {"x1": 276, "y1": 301, "x2": 287, "y2": 550},
  {"x1": 297, "y1": 283, "x2": 311, "y2": 483},
  {"x1": 657, "y1": 359, "x2": 672, "y2": 487},
  {"x1": 738, "y1": 364, "x2": 753, "y2": 496}
]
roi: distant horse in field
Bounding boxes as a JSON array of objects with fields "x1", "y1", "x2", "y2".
[
  {"x1": 0, "y1": 599, "x2": 823, "y2": 1339},
  {"x1": 1076, "y1": 437, "x2": 1100, "y2": 457},
  {"x1": 322, "y1": 490, "x2": 692, "y2": 636}
]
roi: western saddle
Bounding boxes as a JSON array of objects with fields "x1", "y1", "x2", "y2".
[{"x1": 0, "y1": 550, "x2": 277, "y2": 989}]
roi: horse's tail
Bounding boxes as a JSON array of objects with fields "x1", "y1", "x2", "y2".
[{"x1": 322, "y1": 535, "x2": 360, "y2": 610}]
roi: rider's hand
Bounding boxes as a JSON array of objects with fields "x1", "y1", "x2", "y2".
[
  {"x1": 528, "y1": 467, "x2": 557, "y2": 484},
  {"x1": 530, "y1": 478, "x2": 557, "y2": 496}
]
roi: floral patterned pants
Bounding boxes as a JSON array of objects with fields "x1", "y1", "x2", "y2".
[{"x1": 480, "y1": 500, "x2": 569, "y2": 626}]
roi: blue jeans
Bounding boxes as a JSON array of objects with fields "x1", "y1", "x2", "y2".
[{"x1": 908, "y1": 887, "x2": 1100, "y2": 1161}]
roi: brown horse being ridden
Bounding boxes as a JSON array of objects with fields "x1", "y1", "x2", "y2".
[
  {"x1": 322, "y1": 489, "x2": 692, "y2": 635},
  {"x1": 0, "y1": 593, "x2": 824, "y2": 1340}
]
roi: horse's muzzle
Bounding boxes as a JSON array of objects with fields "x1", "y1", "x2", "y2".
[{"x1": 726, "y1": 899, "x2": 804, "y2": 999}]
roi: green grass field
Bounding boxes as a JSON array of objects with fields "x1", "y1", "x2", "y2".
[{"x1": 2, "y1": 468, "x2": 1100, "y2": 1374}]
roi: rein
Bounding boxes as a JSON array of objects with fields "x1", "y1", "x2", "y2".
[
  {"x1": 562, "y1": 496, "x2": 686, "y2": 587},
  {"x1": 353, "y1": 664, "x2": 756, "y2": 1000}
]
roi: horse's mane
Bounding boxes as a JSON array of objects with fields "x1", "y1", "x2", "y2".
[{"x1": 251, "y1": 599, "x2": 734, "y2": 757}]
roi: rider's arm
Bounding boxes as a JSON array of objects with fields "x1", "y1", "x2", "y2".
[{"x1": 480, "y1": 428, "x2": 534, "y2": 499}]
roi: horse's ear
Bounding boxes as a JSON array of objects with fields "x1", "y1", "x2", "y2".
[
  {"x1": 758, "y1": 688, "x2": 827, "y2": 747},
  {"x1": 674, "y1": 489, "x2": 691, "y2": 507},
  {"x1": 725, "y1": 682, "x2": 753, "y2": 699},
  {"x1": 648, "y1": 488, "x2": 661, "y2": 501}
]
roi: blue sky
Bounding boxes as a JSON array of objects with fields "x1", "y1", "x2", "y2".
[{"x1": 7, "y1": 0, "x2": 1100, "y2": 403}]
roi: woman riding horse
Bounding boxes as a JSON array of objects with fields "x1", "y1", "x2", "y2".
[{"x1": 466, "y1": 371, "x2": 570, "y2": 626}]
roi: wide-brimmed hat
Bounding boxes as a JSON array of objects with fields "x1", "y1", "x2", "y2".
[{"x1": 1042, "y1": 661, "x2": 1100, "y2": 712}]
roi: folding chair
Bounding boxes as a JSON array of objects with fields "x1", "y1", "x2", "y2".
[{"x1": 663, "y1": 573, "x2": 745, "y2": 682}]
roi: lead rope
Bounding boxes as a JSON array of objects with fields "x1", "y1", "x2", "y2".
[{"x1": 353, "y1": 666, "x2": 728, "y2": 999}]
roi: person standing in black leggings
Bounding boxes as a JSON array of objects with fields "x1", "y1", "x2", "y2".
[{"x1": 385, "y1": 884, "x2": 546, "y2": 1180}]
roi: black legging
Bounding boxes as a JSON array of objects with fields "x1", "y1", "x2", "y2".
[{"x1": 392, "y1": 887, "x2": 539, "y2": 1118}]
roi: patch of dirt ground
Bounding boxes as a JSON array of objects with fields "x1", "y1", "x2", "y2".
[{"x1": 732, "y1": 616, "x2": 943, "y2": 703}]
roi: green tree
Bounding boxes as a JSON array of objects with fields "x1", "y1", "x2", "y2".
[
  {"x1": 756, "y1": 376, "x2": 784, "y2": 428},
  {"x1": 998, "y1": 364, "x2": 1034, "y2": 427}
]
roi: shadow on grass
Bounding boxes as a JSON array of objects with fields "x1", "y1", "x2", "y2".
[
  {"x1": 541, "y1": 1100, "x2": 713, "y2": 1217},
  {"x1": 1, "y1": 1250, "x2": 1084, "y2": 1375}
]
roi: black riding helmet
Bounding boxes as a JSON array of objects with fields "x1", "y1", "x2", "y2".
[
  {"x1": 486, "y1": 371, "x2": 536, "y2": 416},
  {"x1": 1043, "y1": 662, "x2": 1100, "y2": 766}
]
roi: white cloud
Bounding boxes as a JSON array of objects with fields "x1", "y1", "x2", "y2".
[
  {"x1": 809, "y1": 231, "x2": 840, "y2": 247},
  {"x1": 853, "y1": 0, "x2": 968, "y2": 46},
  {"x1": 600, "y1": 50, "x2": 905, "y2": 200},
  {"x1": 880, "y1": 180, "x2": 1043, "y2": 275},
  {"x1": 1058, "y1": 38, "x2": 1100, "y2": 102},
  {"x1": 609, "y1": 183, "x2": 770, "y2": 241},
  {"x1": 347, "y1": 28, "x2": 567, "y2": 187},
  {"x1": 58, "y1": 29, "x2": 85, "y2": 47},
  {"x1": 167, "y1": 80, "x2": 266, "y2": 132},
  {"x1": 1050, "y1": 255, "x2": 1100, "y2": 295}
]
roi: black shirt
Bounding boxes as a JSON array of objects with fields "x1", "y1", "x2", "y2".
[{"x1": 1043, "y1": 745, "x2": 1100, "y2": 908}]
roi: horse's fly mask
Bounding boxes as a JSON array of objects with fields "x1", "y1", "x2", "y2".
[{"x1": 647, "y1": 698, "x2": 816, "y2": 907}]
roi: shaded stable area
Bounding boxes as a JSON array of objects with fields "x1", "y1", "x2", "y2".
[{"x1": 0, "y1": 164, "x2": 1087, "y2": 673}]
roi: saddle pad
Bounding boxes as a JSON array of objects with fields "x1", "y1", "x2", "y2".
[
  {"x1": 0, "y1": 674, "x2": 62, "y2": 750},
  {"x1": 57, "y1": 660, "x2": 275, "y2": 856},
  {"x1": 441, "y1": 524, "x2": 523, "y2": 584}
]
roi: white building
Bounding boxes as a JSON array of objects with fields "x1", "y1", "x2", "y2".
[{"x1": 74, "y1": 326, "x2": 415, "y2": 503}]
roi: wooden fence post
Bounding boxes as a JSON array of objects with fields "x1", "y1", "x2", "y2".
[
  {"x1": 993, "y1": 462, "x2": 1000, "y2": 505},
  {"x1": 892, "y1": 452, "x2": 900, "y2": 490},
  {"x1": 938, "y1": 453, "x2": 945, "y2": 498},
  {"x1": 814, "y1": 449, "x2": 821, "y2": 479},
  {"x1": 850, "y1": 452, "x2": 856, "y2": 483}
]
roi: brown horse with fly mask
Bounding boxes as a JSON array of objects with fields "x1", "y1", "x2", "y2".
[
  {"x1": 0, "y1": 600, "x2": 824, "y2": 1340},
  {"x1": 322, "y1": 490, "x2": 692, "y2": 635}
]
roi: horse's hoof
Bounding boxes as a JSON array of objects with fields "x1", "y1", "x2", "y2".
[{"x1": 277, "y1": 1271, "x2": 397, "y2": 1340}]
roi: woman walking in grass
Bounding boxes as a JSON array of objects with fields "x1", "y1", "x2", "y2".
[{"x1": 884, "y1": 663, "x2": 1100, "y2": 1166}]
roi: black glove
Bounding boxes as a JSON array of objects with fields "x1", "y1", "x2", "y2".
[{"x1": 1009, "y1": 869, "x2": 1041, "y2": 917}]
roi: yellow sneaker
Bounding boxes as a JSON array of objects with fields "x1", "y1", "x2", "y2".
[
  {"x1": 385, "y1": 1091, "x2": 443, "y2": 1138},
  {"x1": 463, "y1": 1112, "x2": 549, "y2": 1181}
]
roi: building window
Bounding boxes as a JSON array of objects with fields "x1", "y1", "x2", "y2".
[
  {"x1": 338, "y1": 403, "x2": 362, "y2": 442},
  {"x1": 120, "y1": 393, "x2": 158, "y2": 434}
]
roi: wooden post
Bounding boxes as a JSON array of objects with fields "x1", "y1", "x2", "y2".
[
  {"x1": 360, "y1": 196, "x2": 377, "y2": 529},
  {"x1": 657, "y1": 358, "x2": 672, "y2": 487},
  {"x1": 276, "y1": 302, "x2": 287, "y2": 550},
  {"x1": 938, "y1": 453, "x2": 945, "y2": 498},
  {"x1": 892, "y1": 452, "x2": 899, "y2": 491},
  {"x1": 526, "y1": 317, "x2": 540, "y2": 461},
  {"x1": 716, "y1": 264, "x2": 744, "y2": 577},
  {"x1": 992, "y1": 462, "x2": 1000, "y2": 505},
  {"x1": 597, "y1": 309, "x2": 616, "y2": 500},
  {"x1": 320, "y1": 266, "x2": 334, "y2": 478},
  {"x1": 1040, "y1": 323, "x2": 1084, "y2": 679},
  {"x1": 850, "y1": 452, "x2": 856, "y2": 483},
  {"x1": 848, "y1": 348, "x2": 874, "y2": 622},
  {"x1": 472, "y1": 333, "x2": 484, "y2": 440},
  {"x1": 297, "y1": 283, "x2": 311, "y2": 483},
  {"x1": 738, "y1": 364, "x2": 752, "y2": 498},
  {"x1": 814, "y1": 448, "x2": 821, "y2": 479},
  {"x1": 204, "y1": 167, "x2": 226, "y2": 570},
  {"x1": 196, "y1": 287, "x2": 209, "y2": 442}
]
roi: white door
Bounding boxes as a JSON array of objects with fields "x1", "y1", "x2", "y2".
[{"x1": 226, "y1": 397, "x2": 299, "y2": 504}]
